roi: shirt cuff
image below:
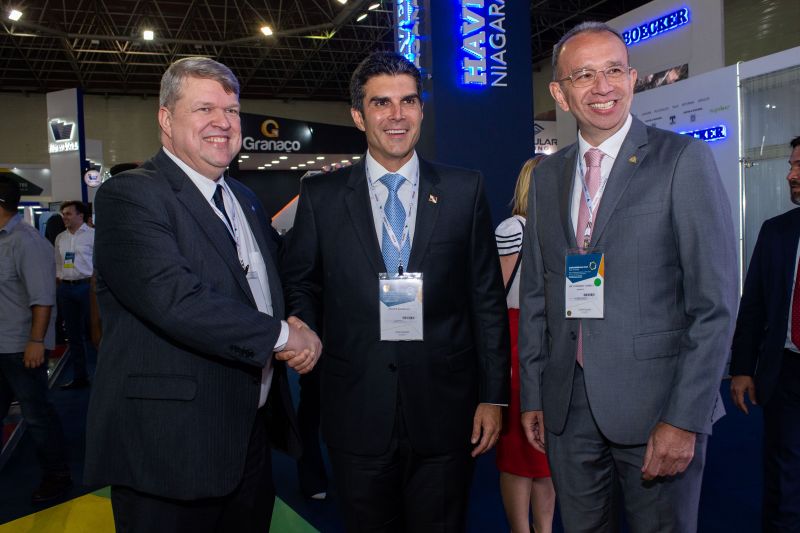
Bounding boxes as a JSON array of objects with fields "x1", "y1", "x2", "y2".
[{"x1": 274, "y1": 320, "x2": 289, "y2": 352}]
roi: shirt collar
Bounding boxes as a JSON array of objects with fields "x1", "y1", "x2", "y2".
[
  {"x1": 365, "y1": 150, "x2": 419, "y2": 187},
  {"x1": 0, "y1": 213, "x2": 22, "y2": 234},
  {"x1": 162, "y1": 147, "x2": 224, "y2": 202},
  {"x1": 578, "y1": 113, "x2": 633, "y2": 163}
]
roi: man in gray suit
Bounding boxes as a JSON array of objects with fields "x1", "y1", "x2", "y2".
[
  {"x1": 518, "y1": 22, "x2": 737, "y2": 531},
  {"x1": 84, "y1": 57, "x2": 321, "y2": 533}
]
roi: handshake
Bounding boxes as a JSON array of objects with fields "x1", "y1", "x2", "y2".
[{"x1": 275, "y1": 316, "x2": 322, "y2": 374}]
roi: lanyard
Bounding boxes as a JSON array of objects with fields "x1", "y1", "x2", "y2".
[
  {"x1": 577, "y1": 153, "x2": 610, "y2": 247},
  {"x1": 211, "y1": 183, "x2": 250, "y2": 273},
  {"x1": 367, "y1": 167, "x2": 419, "y2": 257}
]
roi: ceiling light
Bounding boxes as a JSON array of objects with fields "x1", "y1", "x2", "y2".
[
  {"x1": 260, "y1": 25, "x2": 273, "y2": 36},
  {"x1": 352, "y1": 155, "x2": 361, "y2": 160},
  {"x1": 143, "y1": 30, "x2": 154, "y2": 40},
  {"x1": 271, "y1": 160, "x2": 280, "y2": 164},
  {"x1": 279, "y1": 156, "x2": 288, "y2": 160},
  {"x1": 341, "y1": 159, "x2": 349, "y2": 163},
  {"x1": 336, "y1": 0, "x2": 347, "y2": 4},
  {"x1": 8, "y1": 9, "x2": 22, "y2": 21},
  {"x1": 240, "y1": 154, "x2": 249, "y2": 159},
  {"x1": 306, "y1": 160, "x2": 315, "y2": 164},
  {"x1": 368, "y1": 3, "x2": 380, "y2": 10},
  {"x1": 298, "y1": 164, "x2": 306, "y2": 168},
  {"x1": 257, "y1": 166, "x2": 265, "y2": 170},
  {"x1": 356, "y1": 13, "x2": 368, "y2": 22},
  {"x1": 291, "y1": 166, "x2": 298, "y2": 170},
  {"x1": 316, "y1": 156, "x2": 325, "y2": 160},
  {"x1": 237, "y1": 160, "x2": 243, "y2": 163},
  {"x1": 265, "y1": 164, "x2": 272, "y2": 167}
]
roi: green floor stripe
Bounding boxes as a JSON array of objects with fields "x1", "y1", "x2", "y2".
[
  {"x1": 270, "y1": 498, "x2": 319, "y2": 533},
  {"x1": 92, "y1": 486, "x2": 111, "y2": 498}
]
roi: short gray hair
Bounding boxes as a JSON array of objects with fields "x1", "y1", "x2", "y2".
[
  {"x1": 551, "y1": 22, "x2": 628, "y2": 80},
  {"x1": 160, "y1": 57, "x2": 240, "y2": 110}
]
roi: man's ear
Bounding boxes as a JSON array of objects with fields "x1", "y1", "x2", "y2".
[
  {"x1": 158, "y1": 106, "x2": 172, "y2": 139},
  {"x1": 549, "y1": 82, "x2": 570, "y2": 112},
  {"x1": 350, "y1": 107, "x2": 366, "y2": 132}
]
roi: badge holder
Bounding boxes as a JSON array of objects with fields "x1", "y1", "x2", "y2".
[
  {"x1": 565, "y1": 247, "x2": 604, "y2": 319},
  {"x1": 378, "y1": 272, "x2": 423, "y2": 341}
]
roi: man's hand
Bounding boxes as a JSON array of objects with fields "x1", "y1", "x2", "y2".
[
  {"x1": 730, "y1": 375, "x2": 757, "y2": 415},
  {"x1": 471, "y1": 403, "x2": 502, "y2": 457},
  {"x1": 275, "y1": 316, "x2": 322, "y2": 374},
  {"x1": 641, "y1": 422, "x2": 696, "y2": 480},
  {"x1": 521, "y1": 410, "x2": 546, "y2": 453},
  {"x1": 23, "y1": 342, "x2": 45, "y2": 369}
]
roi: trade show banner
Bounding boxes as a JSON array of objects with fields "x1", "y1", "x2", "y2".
[
  {"x1": 398, "y1": 0, "x2": 534, "y2": 223},
  {"x1": 47, "y1": 88, "x2": 88, "y2": 202},
  {"x1": 239, "y1": 113, "x2": 365, "y2": 156}
]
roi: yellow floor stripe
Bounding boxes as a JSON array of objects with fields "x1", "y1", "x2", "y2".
[{"x1": 0, "y1": 491, "x2": 318, "y2": 533}]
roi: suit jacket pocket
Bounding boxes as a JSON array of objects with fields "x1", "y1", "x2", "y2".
[
  {"x1": 124, "y1": 374, "x2": 197, "y2": 400},
  {"x1": 632, "y1": 329, "x2": 684, "y2": 360},
  {"x1": 615, "y1": 202, "x2": 662, "y2": 218}
]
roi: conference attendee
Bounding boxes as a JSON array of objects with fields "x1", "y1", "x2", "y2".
[
  {"x1": 283, "y1": 51, "x2": 510, "y2": 532},
  {"x1": 0, "y1": 177, "x2": 72, "y2": 503},
  {"x1": 54, "y1": 200, "x2": 94, "y2": 389},
  {"x1": 730, "y1": 136, "x2": 800, "y2": 533},
  {"x1": 495, "y1": 156, "x2": 554, "y2": 533},
  {"x1": 518, "y1": 22, "x2": 737, "y2": 532},
  {"x1": 83, "y1": 57, "x2": 321, "y2": 533}
]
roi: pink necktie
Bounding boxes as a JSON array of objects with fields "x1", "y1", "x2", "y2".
[{"x1": 576, "y1": 148, "x2": 604, "y2": 366}]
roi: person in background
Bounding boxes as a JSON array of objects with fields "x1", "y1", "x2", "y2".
[
  {"x1": 730, "y1": 136, "x2": 800, "y2": 533},
  {"x1": 54, "y1": 200, "x2": 94, "y2": 389},
  {"x1": 495, "y1": 156, "x2": 555, "y2": 533},
  {"x1": 0, "y1": 177, "x2": 72, "y2": 503}
]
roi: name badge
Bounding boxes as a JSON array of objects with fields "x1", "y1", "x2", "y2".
[
  {"x1": 565, "y1": 251, "x2": 604, "y2": 319},
  {"x1": 63, "y1": 251, "x2": 75, "y2": 269},
  {"x1": 378, "y1": 273, "x2": 423, "y2": 341}
]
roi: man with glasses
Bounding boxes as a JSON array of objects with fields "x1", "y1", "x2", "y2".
[{"x1": 518, "y1": 22, "x2": 737, "y2": 531}]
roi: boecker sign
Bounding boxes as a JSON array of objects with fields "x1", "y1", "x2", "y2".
[{"x1": 622, "y1": 8, "x2": 690, "y2": 46}]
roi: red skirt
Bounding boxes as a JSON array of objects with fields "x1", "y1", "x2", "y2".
[{"x1": 496, "y1": 308, "x2": 551, "y2": 478}]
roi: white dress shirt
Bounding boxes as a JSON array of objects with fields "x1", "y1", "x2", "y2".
[
  {"x1": 164, "y1": 147, "x2": 288, "y2": 407},
  {"x1": 54, "y1": 223, "x2": 94, "y2": 280},
  {"x1": 570, "y1": 114, "x2": 633, "y2": 233}
]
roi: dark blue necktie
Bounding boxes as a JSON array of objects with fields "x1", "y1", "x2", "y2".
[{"x1": 379, "y1": 173, "x2": 410, "y2": 274}]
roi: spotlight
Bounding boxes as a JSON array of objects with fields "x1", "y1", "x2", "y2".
[
  {"x1": 8, "y1": 9, "x2": 22, "y2": 21},
  {"x1": 143, "y1": 30, "x2": 154, "y2": 40},
  {"x1": 260, "y1": 25, "x2": 273, "y2": 36},
  {"x1": 356, "y1": 13, "x2": 368, "y2": 22}
]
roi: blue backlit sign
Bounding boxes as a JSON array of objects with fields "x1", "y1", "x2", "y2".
[
  {"x1": 681, "y1": 125, "x2": 726, "y2": 143},
  {"x1": 622, "y1": 8, "x2": 690, "y2": 46},
  {"x1": 396, "y1": 0, "x2": 421, "y2": 68},
  {"x1": 460, "y1": 0, "x2": 508, "y2": 87}
]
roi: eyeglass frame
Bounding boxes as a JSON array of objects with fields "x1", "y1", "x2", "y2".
[{"x1": 556, "y1": 64, "x2": 634, "y2": 88}]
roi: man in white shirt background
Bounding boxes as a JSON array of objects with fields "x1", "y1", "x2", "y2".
[{"x1": 54, "y1": 200, "x2": 94, "y2": 390}]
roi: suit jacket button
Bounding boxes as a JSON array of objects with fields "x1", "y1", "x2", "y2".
[
  {"x1": 388, "y1": 363, "x2": 397, "y2": 372},
  {"x1": 570, "y1": 331, "x2": 577, "y2": 340}
]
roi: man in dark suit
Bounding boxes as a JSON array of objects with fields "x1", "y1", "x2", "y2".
[
  {"x1": 731, "y1": 136, "x2": 800, "y2": 533},
  {"x1": 84, "y1": 57, "x2": 321, "y2": 533},
  {"x1": 282, "y1": 51, "x2": 510, "y2": 532},
  {"x1": 518, "y1": 22, "x2": 738, "y2": 532}
]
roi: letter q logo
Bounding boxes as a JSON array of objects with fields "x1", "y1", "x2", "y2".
[{"x1": 260, "y1": 119, "x2": 279, "y2": 138}]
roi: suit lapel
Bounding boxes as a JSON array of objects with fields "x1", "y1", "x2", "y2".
[
  {"x1": 345, "y1": 161, "x2": 386, "y2": 274},
  {"x1": 589, "y1": 118, "x2": 649, "y2": 246},
  {"x1": 780, "y1": 209, "x2": 800, "y2": 302},
  {"x1": 408, "y1": 159, "x2": 441, "y2": 271},
  {"x1": 228, "y1": 179, "x2": 284, "y2": 317},
  {"x1": 557, "y1": 144, "x2": 578, "y2": 247},
  {"x1": 159, "y1": 152, "x2": 254, "y2": 305}
]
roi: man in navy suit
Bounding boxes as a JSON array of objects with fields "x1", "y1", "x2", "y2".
[
  {"x1": 84, "y1": 57, "x2": 321, "y2": 533},
  {"x1": 731, "y1": 135, "x2": 800, "y2": 533},
  {"x1": 283, "y1": 51, "x2": 509, "y2": 532}
]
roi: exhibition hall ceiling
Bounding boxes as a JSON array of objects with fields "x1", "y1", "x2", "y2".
[{"x1": 0, "y1": 0, "x2": 651, "y2": 100}]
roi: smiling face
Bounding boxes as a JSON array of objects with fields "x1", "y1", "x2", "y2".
[
  {"x1": 350, "y1": 74, "x2": 423, "y2": 172},
  {"x1": 60, "y1": 205, "x2": 83, "y2": 232},
  {"x1": 549, "y1": 30, "x2": 637, "y2": 147},
  {"x1": 158, "y1": 76, "x2": 242, "y2": 180},
  {"x1": 788, "y1": 145, "x2": 800, "y2": 205}
]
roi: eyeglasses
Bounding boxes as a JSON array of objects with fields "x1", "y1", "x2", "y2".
[{"x1": 557, "y1": 65, "x2": 633, "y2": 88}]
